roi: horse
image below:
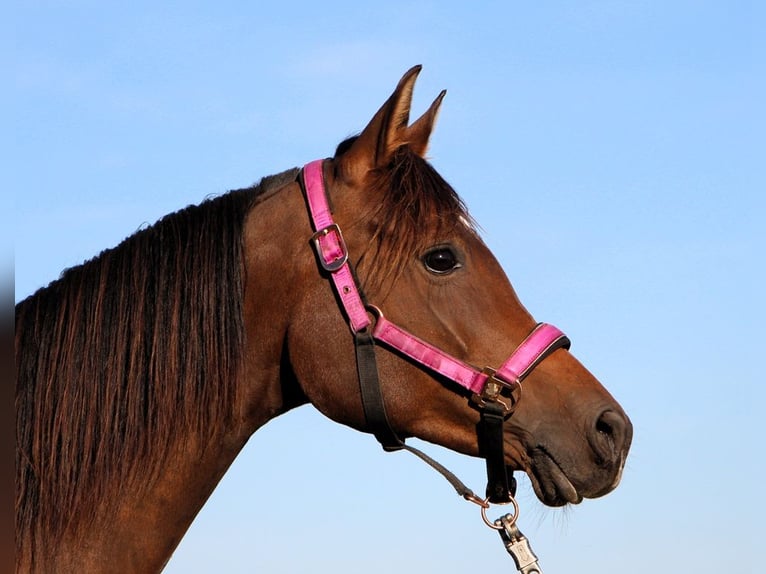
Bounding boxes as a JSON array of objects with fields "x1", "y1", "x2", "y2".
[{"x1": 14, "y1": 66, "x2": 632, "y2": 572}]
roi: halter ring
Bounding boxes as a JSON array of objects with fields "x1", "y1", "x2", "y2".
[{"x1": 480, "y1": 496, "x2": 520, "y2": 530}]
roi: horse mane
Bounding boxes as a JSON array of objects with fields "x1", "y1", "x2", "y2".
[
  {"x1": 344, "y1": 142, "x2": 476, "y2": 292},
  {"x1": 14, "y1": 167, "x2": 299, "y2": 560}
]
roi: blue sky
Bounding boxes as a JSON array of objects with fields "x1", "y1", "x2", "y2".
[{"x1": 9, "y1": 2, "x2": 764, "y2": 572}]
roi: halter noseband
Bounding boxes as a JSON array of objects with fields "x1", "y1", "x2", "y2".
[{"x1": 300, "y1": 159, "x2": 571, "y2": 503}]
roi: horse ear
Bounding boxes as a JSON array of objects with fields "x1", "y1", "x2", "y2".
[
  {"x1": 336, "y1": 65, "x2": 422, "y2": 183},
  {"x1": 405, "y1": 89, "x2": 446, "y2": 157}
]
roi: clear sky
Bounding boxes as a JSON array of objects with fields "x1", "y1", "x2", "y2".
[{"x1": 9, "y1": 2, "x2": 764, "y2": 572}]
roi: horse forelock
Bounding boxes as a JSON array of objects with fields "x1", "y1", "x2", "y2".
[
  {"x1": 354, "y1": 146, "x2": 476, "y2": 293},
  {"x1": 14, "y1": 168, "x2": 298, "y2": 562}
]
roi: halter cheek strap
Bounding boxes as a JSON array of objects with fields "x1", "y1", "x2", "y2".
[
  {"x1": 300, "y1": 159, "x2": 571, "y2": 503},
  {"x1": 303, "y1": 162, "x2": 370, "y2": 332}
]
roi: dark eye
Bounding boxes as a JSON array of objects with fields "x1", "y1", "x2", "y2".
[{"x1": 423, "y1": 247, "x2": 461, "y2": 275}]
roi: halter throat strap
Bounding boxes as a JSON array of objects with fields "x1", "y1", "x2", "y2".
[{"x1": 300, "y1": 159, "x2": 571, "y2": 502}]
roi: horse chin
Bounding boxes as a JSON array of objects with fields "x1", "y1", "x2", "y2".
[{"x1": 526, "y1": 447, "x2": 584, "y2": 507}]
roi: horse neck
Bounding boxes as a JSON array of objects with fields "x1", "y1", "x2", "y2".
[
  {"x1": 88, "y1": 180, "x2": 313, "y2": 572},
  {"x1": 48, "y1": 431, "x2": 251, "y2": 572},
  {"x1": 19, "y1": 180, "x2": 308, "y2": 573}
]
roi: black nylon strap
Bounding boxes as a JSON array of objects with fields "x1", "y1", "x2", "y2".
[
  {"x1": 479, "y1": 401, "x2": 516, "y2": 503},
  {"x1": 355, "y1": 330, "x2": 401, "y2": 449},
  {"x1": 354, "y1": 331, "x2": 479, "y2": 499}
]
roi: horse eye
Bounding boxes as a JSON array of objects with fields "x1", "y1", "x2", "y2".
[{"x1": 423, "y1": 247, "x2": 461, "y2": 274}]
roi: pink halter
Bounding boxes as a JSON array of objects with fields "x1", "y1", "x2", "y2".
[{"x1": 302, "y1": 159, "x2": 570, "y2": 409}]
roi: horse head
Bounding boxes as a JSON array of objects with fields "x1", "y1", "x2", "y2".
[{"x1": 265, "y1": 66, "x2": 632, "y2": 507}]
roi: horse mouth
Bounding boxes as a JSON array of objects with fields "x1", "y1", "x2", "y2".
[{"x1": 527, "y1": 447, "x2": 583, "y2": 507}]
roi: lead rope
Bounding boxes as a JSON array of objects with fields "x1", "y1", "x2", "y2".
[{"x1": 354, "y1": 330, "x2": 545, "y2": 573}]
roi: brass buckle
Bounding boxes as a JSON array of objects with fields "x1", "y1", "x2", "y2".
[
  {"x1": 471, "y1": 367, "x2": 521, "y2": 415},
  {"x1": 311, "y1": 224, "x2": 348, "y2": 272}
]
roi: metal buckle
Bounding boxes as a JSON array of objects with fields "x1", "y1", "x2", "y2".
[
  {"x1": 311, "y1": 224, "x2": 348, "y2": 272},
  {"x1": 472, "y1": 367, "x2": 521, "y2": 414}
]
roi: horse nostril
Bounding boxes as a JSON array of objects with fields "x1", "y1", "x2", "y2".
[
  {"x1": 596, "y1": 412, "x2": 615, "y2": 438},
  {"x1": 591, "y1": 409, "x2": 631, "y2": 466}
]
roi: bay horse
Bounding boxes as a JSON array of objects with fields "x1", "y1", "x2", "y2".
[{"x1": 15, "y1": 66, "x2": 632, "y2": 572}]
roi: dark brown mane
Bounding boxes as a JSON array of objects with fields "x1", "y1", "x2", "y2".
[
  {"x1": 352, "y1": 144, "x2": 476, "y2": 292},
  {"x1": 14, "y1": 168, "x2": 298, "y2": 560}
]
